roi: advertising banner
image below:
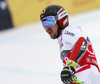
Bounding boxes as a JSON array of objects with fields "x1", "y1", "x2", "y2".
[{"x1": 7, "y1": 0, "x2": 100, "y2": 27}]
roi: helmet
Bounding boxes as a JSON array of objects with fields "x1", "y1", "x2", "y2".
[{"x1": 40, "y1": 5, "x2": 69, "y2": 38}]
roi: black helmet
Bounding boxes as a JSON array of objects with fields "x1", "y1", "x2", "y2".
[{"x1": 40, "y1": 5, "x2": 69, "y2": 38}]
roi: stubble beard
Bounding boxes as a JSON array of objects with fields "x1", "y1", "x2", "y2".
[{"x1": 50, "y1": 33, "x2": 57, "y2": 39}]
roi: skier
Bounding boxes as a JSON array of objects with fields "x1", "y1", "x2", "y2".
[{"x1": 40, "y1": 5, "x2": 100, "y2": 84}]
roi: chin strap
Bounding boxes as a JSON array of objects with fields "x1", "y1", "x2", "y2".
[{"x1": 56, "y1": 21, "x2": 69, "y2": 38}]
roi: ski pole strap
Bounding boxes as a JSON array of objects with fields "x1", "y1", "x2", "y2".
[{"x1": 66, "y1": 59, "x2": 77, "y2": 69}]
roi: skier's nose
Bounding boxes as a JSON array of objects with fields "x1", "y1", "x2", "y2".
[{"x1": 45, "y1": 25, "x2": 51, "y2": 30}]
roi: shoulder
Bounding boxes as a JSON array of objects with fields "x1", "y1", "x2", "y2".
[
  {"x1": 62, "y1": 25, "x2": 86, "y2": 37},
  {"x1": 63, "y1": 25, "x2": 82, "y2": 33},
  {"x1": 61, "y1": 25, "x2": 87, "y2": 44},
  {"x1": 61, "y1": 25, "x2": 80, "y2": 39}
]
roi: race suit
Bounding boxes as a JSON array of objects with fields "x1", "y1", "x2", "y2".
[{"x1": 57, "y1": 25, "x2": 100, "y2": 84}]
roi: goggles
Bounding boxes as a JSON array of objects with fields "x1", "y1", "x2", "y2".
[{"x1": 42, "y1": 16, "x2": 56, "y2": 29}]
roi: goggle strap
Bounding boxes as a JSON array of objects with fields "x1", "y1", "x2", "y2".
[{"x1": 54, "y1": 15, "x2": 58, "y2": 21}]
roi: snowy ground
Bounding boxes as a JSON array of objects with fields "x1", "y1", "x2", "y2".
[{"x1": 0, "y1": 8, "x2": 100, "y2": 84}]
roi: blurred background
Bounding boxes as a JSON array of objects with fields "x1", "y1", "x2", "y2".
[{"x1": 0, "y1": 0, "x2": 100, "y2": 84}]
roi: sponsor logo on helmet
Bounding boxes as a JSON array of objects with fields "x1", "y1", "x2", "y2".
[
  {"x1": 63, "y1": 18, "x2": 67, "y2": 25},
  {"x1": 41, "y1": 8, "x2": 46, "y2": 15},
  {"x1": 58, "y1": 10, "x2": 68, "y2": 20},
  {"x1": 60, "y1": 11, "x2": 67, "y2": 17}
]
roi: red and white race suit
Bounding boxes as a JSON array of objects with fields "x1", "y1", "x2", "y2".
[{"x1": 58, "y1": 25, "x2": 100, "y2": 84}]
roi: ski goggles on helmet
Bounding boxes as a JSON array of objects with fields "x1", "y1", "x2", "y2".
[{"x1": 42, "y1": 16, "x2": 56, "y2": 29}]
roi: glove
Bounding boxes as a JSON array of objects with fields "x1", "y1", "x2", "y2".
[
  {"x1": 60, "y1": 65, "x2": 75, "y2": 84},
  {"x1": 61, "y1": 60, "x2": 84, "y2": 84}
]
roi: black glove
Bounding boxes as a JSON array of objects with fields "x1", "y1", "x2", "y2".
[{"x1": 60, "y1": 65, "x2": 76, "y2": 84}]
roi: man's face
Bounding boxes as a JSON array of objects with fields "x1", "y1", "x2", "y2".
[{"x1": 45, "y1": 23, "x2": 58, "y2": 39}]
